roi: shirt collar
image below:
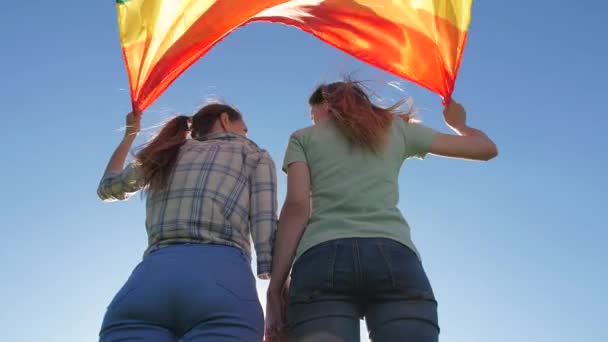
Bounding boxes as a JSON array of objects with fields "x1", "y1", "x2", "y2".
[{"x1": 195, "y1": 132, "x2": 259, "y2": 148}]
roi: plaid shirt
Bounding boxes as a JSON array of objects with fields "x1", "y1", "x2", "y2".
[{"x1": 97, "y1": 132, "x2": 278, "y2": 278}]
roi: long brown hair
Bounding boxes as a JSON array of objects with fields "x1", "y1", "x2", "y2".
[
  {"x1": 135, "y1": 103, "x2": 242, "y2": 192},
  {"x1": 309, "y1": 80, "x2": 412, "y2": 152}
]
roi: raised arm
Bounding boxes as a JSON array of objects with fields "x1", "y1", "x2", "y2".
[
  {"x1": 96, "y1": 112, "x2": 144, "y2": 201},
  {"x1": 429, "y1": 100, "x2": 498, "y2": 161}
]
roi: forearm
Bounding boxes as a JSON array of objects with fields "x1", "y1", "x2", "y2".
[
  {"x1": 447, "y1": 124, "x2": 498, "y2": 160},
  {"x1": 252, "y1": 220, "x2": 278, "y2": 279},
  {"x1": 268, "y1": 203, "x2": 309, "y2": 292},
  {"x1": 104, "y1": 134, "x2": 137, "y2": 174},
  {"x1": 250, "y1": 155, "x2": 279, "y2": 278},
  {"x1": 452, "y1": 125, "x2": 488, "y2": 138},
  {"x1": 455, "y1": 125, "x2": 496, "y2": 148}
]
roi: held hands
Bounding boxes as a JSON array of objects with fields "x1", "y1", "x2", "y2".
[
  {"x1": 265, "y1": 278, "x2": 291, "y2": 342},
  {"x1": 443, "y1": 99, "x2": 467, "y2": 131},
  {"x1": 124, "y1": 111, "x2": 142, "y2": 138}
]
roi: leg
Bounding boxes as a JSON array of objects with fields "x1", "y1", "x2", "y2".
[
  {"x1": 182, "y1": 249, "x2": 264, "y2": 341},
  {"x1": 288, "y1": 301, "x2": 361, "y2": 342},
  {"x1": 100, "y1": 322, "x2": 178, "y2": 342},
  {"x1": 365, "y1": 300, "x2": 439, "y2": 342},
  {"x1": 183, "y1": 319, "x2": 263, "y2": 342},
  {"x1": 360, "y1": 238, "x2": 440, "y2": 342},
  {"x1": 99, "y1": 259, "x2": 179, "y2": 342},
  {"x1": 182, "y1": 296, "x2": 264, "y2": 342},
  {"x1": 287, "y1": 240, "x2": 362, "y2": 341}
]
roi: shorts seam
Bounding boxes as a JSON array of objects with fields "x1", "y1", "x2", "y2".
[
  {"x1": 215, "y1": 281, "x2": 259, "y2": 302},
  {"x1": 376, "y1": 241, "x2": 396, "y2": 288}
]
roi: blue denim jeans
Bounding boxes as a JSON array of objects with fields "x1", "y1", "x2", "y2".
[
  {"x1": 287, "y1": 238, "x2": 439, "y2": 342},
  {"x1": 99, "y1": 244, "x2": 264, "y2": 342}
]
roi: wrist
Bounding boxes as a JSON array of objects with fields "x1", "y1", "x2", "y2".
[
  {"x1": 267, "y1": 282, "x2": 283, "y2": 295},
  {"x1": 122, "y1": 132, "x2": 139, "y2": 142},
  {"x1": 451, "y1": 123, "x2": 468, "y2": 133}
]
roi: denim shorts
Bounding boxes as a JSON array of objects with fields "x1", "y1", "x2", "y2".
[
  {"x1": 100, "y1": 243, "x2": 263, "y2": 342},
  {"x1": 287, "y1": 238, "x2": 439, "y2": 342}
]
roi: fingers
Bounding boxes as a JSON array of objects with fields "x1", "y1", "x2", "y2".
[
  {"x1": 265, "y1": 327, "x2": 288, "y2": 342},
  {"x1": 265, "y1": 312, "x2": 289, "y2": 341},
  {"x1": 265, "y1": 324, "x2": 288, "y2": 342},
  {"x1": 447, "y1": 98, "x2": 460, "y2": 106},
  {"x1": 266, "y1": 290, "x2": 290, "y2": 341},
  {"x1": 443, "y1": 100, "x2": 464, "y2": 115},
  {"x1": 127, "y1": 111, "x2": 142, "y2": 119},
  {"x1": 126, "y1": 112, "x2": 142, "y2": 124}
]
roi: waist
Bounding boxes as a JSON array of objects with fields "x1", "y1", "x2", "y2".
[
  {"x1": 145, "y1": 242, "x2": 251, "y2": 263},
  {"x1": 144, "y1": 231, "x2": 252, "y2": 261},
  {"x1": 294, "y1": 223, "x2": 418, "y2": 263}
]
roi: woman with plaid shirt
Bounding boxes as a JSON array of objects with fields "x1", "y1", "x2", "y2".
[{"x1": 97, "y1": 104, "x2": 278, "y2": 342}]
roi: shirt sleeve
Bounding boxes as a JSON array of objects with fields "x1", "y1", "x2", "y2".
[
  {"x1": 250, "y1": 152, "x2": 278, "y2": 279},
  {"x1": 402, "y1": 122, "x2": 439, "y2": 159},
  {"x1": 97, "y1": 163, "x2": 144, "y2": 201},
  {"x1": 282, "y1": 132, "x2": 307, "y2": 173}
]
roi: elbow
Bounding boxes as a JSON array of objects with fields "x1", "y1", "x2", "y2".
[
  {"x1": 97, "y1": 188, "x2": 114, "y2": 202},
  {"x1": 480, "y1": 143, "x2": 498, "y2": 161},
  {"x1": 489, "y1": 145, "x2": 499, "y2": 160},
  {"x1": 97, "y1": 186, "x2": 109, "y2": 201},
  {"x1": 97, "y1": 186, "x2": 124, "y2": 202}
]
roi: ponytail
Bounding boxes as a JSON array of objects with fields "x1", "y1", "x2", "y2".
[
  {"x1": 135, "y1": 115, "x2": 191, "y2": 192},
  {"x1": 134, "y1": 103, "x2": 242, "y2": 192},
  {"x1": 309, "y1": 81, "x2": 412, "y2": 152}
]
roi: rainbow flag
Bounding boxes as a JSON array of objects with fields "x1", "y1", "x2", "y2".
[{"x1": 117, "y1": 0, "x2": 472, "y2": 111}]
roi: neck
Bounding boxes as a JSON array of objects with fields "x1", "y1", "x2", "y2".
[{"x1": 314, "y1": 115, "x2": 331, "y2": 125}]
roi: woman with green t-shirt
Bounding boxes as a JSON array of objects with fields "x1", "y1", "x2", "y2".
[{"x1": 264, "y1": 81, "x2": 497, "y2": 342}]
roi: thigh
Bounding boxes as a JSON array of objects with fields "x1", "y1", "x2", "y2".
[
  {"x1": 181, "y1": 248, "x2": 264, "y2": 340},
  {"x1": 364, "y1": 239, "x2": 436, "y2": 303},
  {"x1": 183, "y1": 312, "x2": 263, "y2": 342},
  {"x1": 288, "y1": 301, "x2": 361, "y2": 342},
  {"x1": 100, "y1": 261, "x2": 176, "y2": 337},
  {"x1": 288, "y1": 241, "x2": 360, "y2": 341},
  {"x1": 361, "y1": 239, "x2": 439, "y2": 341},
  {"x1": 182, "y1": 281, "x2": 264, "y2": 342},
  {"x1": 289, "y1": 241, "x2": 340, "y2": 304},
  {"x1": 99, "y1": 322, "x2": 177, "y2": 342},
  {"x1": 365, "y1": 300, "x2": 439, "y2": 342}
]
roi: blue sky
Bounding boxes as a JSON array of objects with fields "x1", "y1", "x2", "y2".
[{"x1": 1, "y1": 1, "x2": 606, "y2": 341}]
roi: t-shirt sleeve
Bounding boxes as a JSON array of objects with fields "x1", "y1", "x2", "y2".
[
  {"x1": 402, "y1": 122, "x2": 439, "y2": 159},
  {"x1": 282, "y1": 132, "x2": 307, "y2": 173}
]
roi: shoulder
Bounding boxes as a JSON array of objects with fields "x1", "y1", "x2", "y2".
[
  {"x1": 290, "y1": 125, "x2": 315, "y2": 139},
  {"x1": 392, "y1": 118, "x2": 434, "y2": 135},
  {"x1": 391, "y1": 117, "x2": 418, "y2": 132},
  {"x1": 258, "y1": 149, "x2": 275, "y2": 164},
  {"x1": 242, "y1": 139, "x2": 275, "y2": 166}
]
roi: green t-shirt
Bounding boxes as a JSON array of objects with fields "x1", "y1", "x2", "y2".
[{"x1": 283, "y1": 118, "x2": 438, "y2": 262}]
